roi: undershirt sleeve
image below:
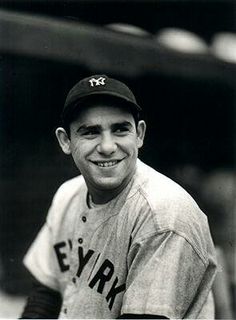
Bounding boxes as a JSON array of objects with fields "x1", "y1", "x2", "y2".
[
  {"x1": 122, "y1": 231, "x2": 208, "y2": 319},
  {"x1": 20, "y1": 276, "x2": 62, "y2": 319}
]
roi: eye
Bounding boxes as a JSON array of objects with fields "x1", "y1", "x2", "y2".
[
  {"x1": 113, "y1": 126, "x2": 130, "y2": 135},
  {"x1": 81, "y1": 128, "x2": 99, "y2": 137},
  {"x1": 115, "y1": 128, "x2": 126, "y2": 133}
]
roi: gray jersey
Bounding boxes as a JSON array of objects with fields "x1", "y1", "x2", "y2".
[{"x1": 23, "y1": 159, "x2": 217, "y2": 319}]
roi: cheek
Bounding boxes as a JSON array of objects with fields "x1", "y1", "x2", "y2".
[
  {"x1": 71, "y1": 140, "x2": 88, "y2": 156},
  {"x1": 123, "y1": 139, "x2": 139, "y2": 155},
  {"x1": 70, "y1": 141, "x2": 96, "y2": 167},
  {"x1": 70, "y1": 144, "x2": 84, "y2": 165}
]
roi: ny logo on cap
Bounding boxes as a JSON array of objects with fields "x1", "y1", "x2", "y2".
[{"x1": 89, "y1": 77, "x2": 106, "y2": 87}]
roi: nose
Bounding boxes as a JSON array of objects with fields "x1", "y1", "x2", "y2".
[{"x1": 97, "y1": 132, "x2": 117, "y2": 156}]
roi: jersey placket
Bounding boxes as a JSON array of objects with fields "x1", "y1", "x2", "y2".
[{"x1": 60, "y1": 196, "x2": 91, "y2": 317}]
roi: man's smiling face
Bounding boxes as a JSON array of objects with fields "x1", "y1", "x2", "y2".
[{"x1": 56, "y1": 103, "x2": 146, "y2": 203}]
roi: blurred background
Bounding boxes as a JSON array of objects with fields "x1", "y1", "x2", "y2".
[{"x1": 0, "y1": 0, "x2": 235, "y2": 318}]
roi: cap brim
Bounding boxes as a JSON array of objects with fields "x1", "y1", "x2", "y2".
[{"x1": 62, "y1": 91, "x2": 141, "y2": 122}]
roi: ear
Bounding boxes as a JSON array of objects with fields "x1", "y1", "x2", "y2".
[
  {"x1": 136, "y1": 120, "x2": 146, "y2": 148},
  {"x1": 55, "y1": 127, "x2": 72, "y2": 155}
]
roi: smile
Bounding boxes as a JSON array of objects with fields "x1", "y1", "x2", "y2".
[{"x1": 91, "y1": 160, "x2": 122, "y2": 168}]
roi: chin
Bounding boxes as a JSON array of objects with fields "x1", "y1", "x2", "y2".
[{"x1": 94, "y1": 177, "x2": 123, "y2": 191}]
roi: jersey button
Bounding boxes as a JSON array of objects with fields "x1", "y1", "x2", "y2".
[
  {"x1": 78, "y1": 238, "x2": 83, "y2": 244},
  {"x1": 72, "y1": 277, "x2": 76, "y2": 284},
  {"x1": 82, "y1": 216, "x2": 87, "y2": 222}
]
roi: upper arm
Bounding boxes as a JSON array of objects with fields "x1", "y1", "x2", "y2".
[
  {"x1": 122, "y1": 231, "x2": 210, "y2": 319},
  {"x1": 23, "y1": 220, "x2": 60, "y2": 292}
]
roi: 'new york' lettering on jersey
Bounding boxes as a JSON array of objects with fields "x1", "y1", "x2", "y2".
[{"x1": 54, "y1": 242, "x2": 126, "y2": 310}]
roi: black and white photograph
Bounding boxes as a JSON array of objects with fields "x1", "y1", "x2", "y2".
[{"x1": 0, "y1": 0, "x2": 235, "y2": 318}]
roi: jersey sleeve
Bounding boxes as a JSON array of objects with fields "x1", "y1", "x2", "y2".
[
  {"x1": 23, "y1": 211, "x2": 60, "y2": 292},
  {"x1": 23, "y1": 177, "x2": 83, "y2": 294},
  {"x1": 122, "y1": 230, "x2": 213, "y2": 319}
]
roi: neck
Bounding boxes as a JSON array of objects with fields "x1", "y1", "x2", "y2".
[{"x1": 90, "y1": 190, "x2": 118, "y2": 205}]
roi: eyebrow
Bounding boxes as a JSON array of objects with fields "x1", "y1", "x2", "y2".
[
  {"x1": 111, "y1": 121, "x2": 133, "y2": 130},
  {"x1": 76, "y1": 124, "x2": 101, "y2": 133},
  {"x1": 76, "y1": 121, "x2": 133, "y2": 133}
]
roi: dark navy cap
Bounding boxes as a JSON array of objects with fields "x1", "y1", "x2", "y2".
[{"x1": 62, "y1": 74, "x2": 141, "y2": 123}]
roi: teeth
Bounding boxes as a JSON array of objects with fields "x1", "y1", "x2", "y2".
[{"x1": 96, "y1": 161, "x2": 118, "y2": 167}]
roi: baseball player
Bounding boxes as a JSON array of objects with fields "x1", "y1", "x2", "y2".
[{"x1": 21, "y1": 75, "x2": 217, "y2": 319}]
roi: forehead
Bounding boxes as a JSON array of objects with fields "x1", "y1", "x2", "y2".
[{"x1": 72, "y1": 104, "x2": 135, "y2": 125}]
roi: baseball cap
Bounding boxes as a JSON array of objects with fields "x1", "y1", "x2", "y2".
[{"x1": 62, "y1": 74, "x2": 141, "y2": 123}]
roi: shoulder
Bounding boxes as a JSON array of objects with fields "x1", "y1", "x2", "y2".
[
  {"x1": 47, "y1": 175, "x2": 86, "y2": 224},
  {"x1": 136, "y1": 159, "x2": 199, "y2": 216},
  {"x1": 53, "y1": 175, "x2": 85, "y2": 203},
  {"x1": 129, "y1": 160, "x2": 202, "y2": 234},
  {"x1": 134, "y1": 160, "x2": 215, "y2": 263}
]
